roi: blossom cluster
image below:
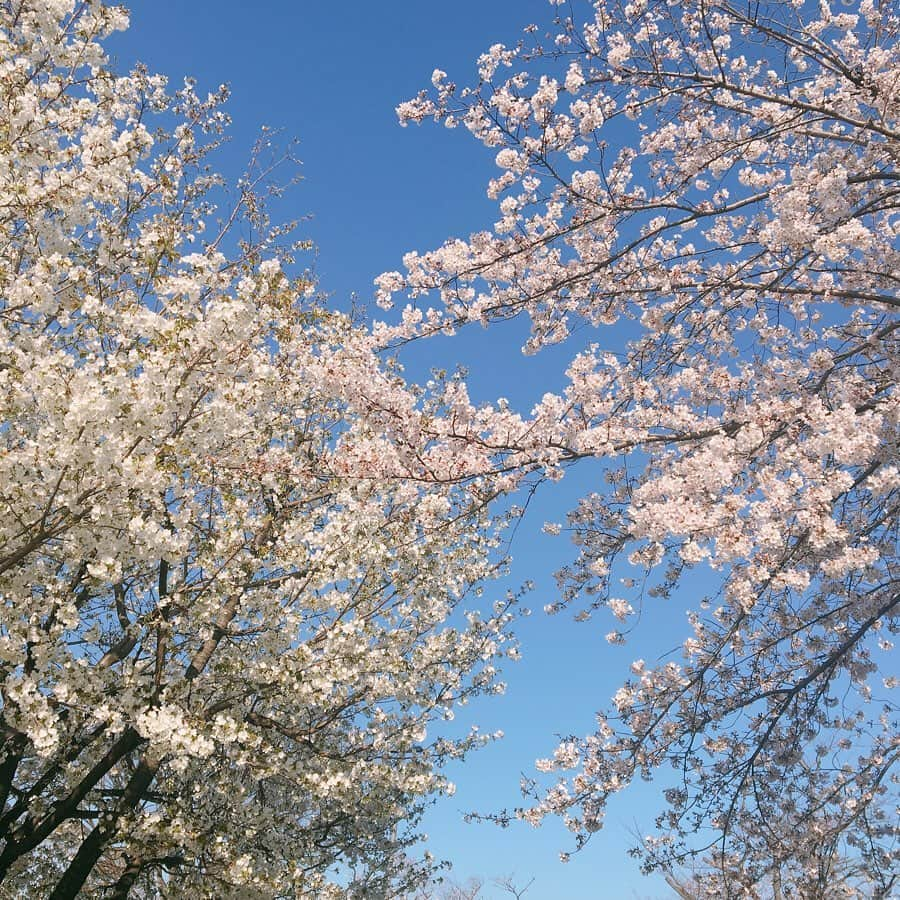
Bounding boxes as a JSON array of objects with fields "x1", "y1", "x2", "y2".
[
  {"x1": 0, "y1": 3, "x2": 519, "y2": 896},
  {"x1": 383, "y1": 0, "x2": 899, "y2": 888}
]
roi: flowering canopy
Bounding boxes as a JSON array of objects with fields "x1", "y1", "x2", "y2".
[
  {"x1": 0, "y1": 2, "x2": 516, "y2": 897},
  {"x1": 381, "y1": 0, "x2": 899, "y2": 892}
]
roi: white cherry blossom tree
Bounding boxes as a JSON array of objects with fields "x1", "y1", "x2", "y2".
[
  {"x1": 0, "y1": 2, "x2": 517, "y2": 897},
  {"x1": 380, "y1": 0, "x2": 899, "y2": 891}
]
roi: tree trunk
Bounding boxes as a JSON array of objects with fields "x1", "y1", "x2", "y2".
[
  {"x1": 0, "y1": 728, "x2": 142, "y2": 883},
  {"x1": 48, "y1": 756, "x2": 159, "y2": 900}
]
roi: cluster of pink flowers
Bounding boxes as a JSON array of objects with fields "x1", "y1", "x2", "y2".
[{"x1": 381, "y1": 0, "x2": 899, "y2": 891}]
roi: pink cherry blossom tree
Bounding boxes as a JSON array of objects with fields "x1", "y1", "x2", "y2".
[
  {"x1": 0, "y1": 3, "x2": 517, "y2": 897},
  {"x1": 381, "y1": 0, "x2": 899, "y2": 890}
]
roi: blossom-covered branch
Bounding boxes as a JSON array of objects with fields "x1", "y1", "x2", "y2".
[
  {"x1": 383, "y1": 0, "x2": 899, "y2": 891},
  {"x1": 0, "y1": 2, "x2": 517, "y2": 896}
]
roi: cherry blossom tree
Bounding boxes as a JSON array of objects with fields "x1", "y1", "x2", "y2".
[
  {"x1": 0, "y1": 2, "x2": 517, "y2": 897},
  {"x1": 379, "y1": 0, "x2": 899, "y2": 889},
  {"x1": 657, "y1": 792, "x2": 897, "y2": 897}
]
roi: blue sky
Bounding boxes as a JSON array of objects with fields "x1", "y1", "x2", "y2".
[{"x1": 111, "y1": 4, "x2": 682, "y2": 897}]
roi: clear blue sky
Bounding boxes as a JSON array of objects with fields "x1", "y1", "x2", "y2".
[{"x1": 111, "y1": 5, "x2": 682, "y2": 897}]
